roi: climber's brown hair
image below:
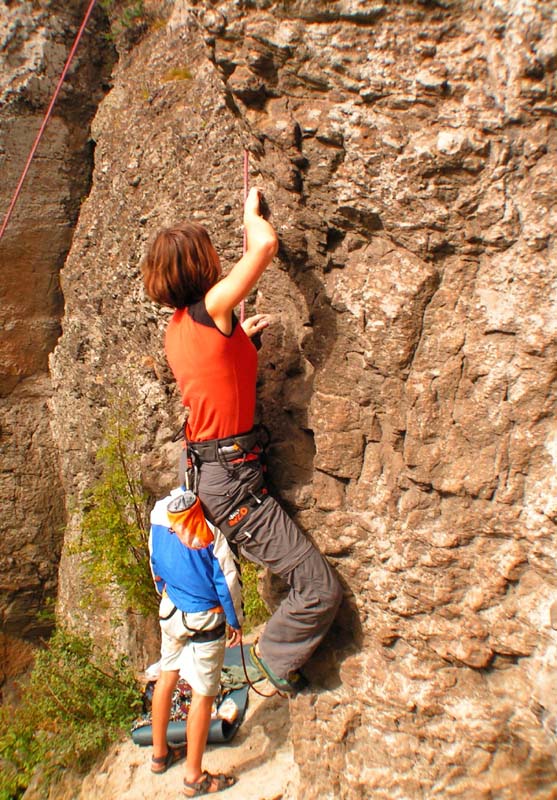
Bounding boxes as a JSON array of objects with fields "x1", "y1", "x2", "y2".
[{"x1": 142, "y1": 222, "x2": 221, "y2": 309}]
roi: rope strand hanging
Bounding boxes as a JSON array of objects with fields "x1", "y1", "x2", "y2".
[
  {"x1": 240, "y1": 148, "x2": 249, "y2": 323},
  {"x1": 0, "y1": 0, "x2": 98, "y2": 243}
]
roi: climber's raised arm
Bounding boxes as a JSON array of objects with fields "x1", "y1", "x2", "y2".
[{"x1": 205, "y1": 187, "x2": 278, "y2": 329}]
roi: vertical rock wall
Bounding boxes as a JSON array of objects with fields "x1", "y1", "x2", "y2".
[
  {"x1": 48, "y1": 0, "x2": 557, "y2": 797},
  {"x1": 0, "y1": 1, "x2": 113, "y2": 654}
]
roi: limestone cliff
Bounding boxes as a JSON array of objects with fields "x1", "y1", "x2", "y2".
[
  {"x1": 4, "y1": 0, "x2": 557, "y2": 796},
  {"x1": 0, "y1": 0, "x2": 113, "y2": 663}
]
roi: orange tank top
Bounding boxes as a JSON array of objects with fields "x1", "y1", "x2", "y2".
[{"x1": 165, "y1": 299, "x2": 257, "y2": 441}]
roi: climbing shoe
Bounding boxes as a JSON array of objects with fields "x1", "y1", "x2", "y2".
[{"x1": 249, "y1": 645, "x2": 307, "y2": 696}]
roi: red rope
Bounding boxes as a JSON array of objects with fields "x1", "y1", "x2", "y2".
[
  {"x1": 0, "y1": 0, "x2": 98, "y2": 243},
  {"x1": 240, "y1": 149, "x2": 249, "y2": 323},
  {"x1": 238, "y1": 636, "x2": 286, "y2": 699}
]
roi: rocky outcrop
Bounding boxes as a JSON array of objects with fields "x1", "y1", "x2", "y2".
[
  {"x1": 5, "y1": 0, "x2": 557, "y2": 796},
  {"x1": 0, "y1": 1, "x2": 113, "y2": 646}
]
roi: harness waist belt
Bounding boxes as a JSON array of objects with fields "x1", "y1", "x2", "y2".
[
  {"x1": 189, "y1": 428, "x2": 261, "y2": 463},
  {"x1": 182, "y1": 619, "x2": 226, "y2": 643}
]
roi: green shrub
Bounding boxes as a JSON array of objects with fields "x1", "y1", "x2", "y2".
[
  {"x1": 0, "y1": 629, "x2": 141, "y2": 800},
  {"x1": 99, "y1": 0, "x2": 145, "y2": 29},
  {"x1": 76, "y1": 405, "x2": 158, "y2": 616},
  {"x1": 240, "y1": 558, "x2": 270, "y2": 632},
  {"x1": 98, "y1": 0, "x2": 153, "y2": 48}
]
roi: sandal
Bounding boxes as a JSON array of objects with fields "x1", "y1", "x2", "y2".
[
  {"x1": 151, "y1": 743, "x2": 187, "y2": 774},
  {"x1": 183, "y1": 771, "x2": 236, "y2": 797}
]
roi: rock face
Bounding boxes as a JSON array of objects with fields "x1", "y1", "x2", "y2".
[
  {"x1": 6, "y1": 0, "x2": 557, "y2": 796},
  {"x1": 0, "y1": 0, "x2": 113, "y2": 650}
]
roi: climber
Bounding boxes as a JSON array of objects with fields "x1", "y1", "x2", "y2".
[
  {"x1": 142, "y1": 186, "x2": 343, "y2": 695},
  {"x1": 149, "y1": 490, "x2": 242, "y2": 796}
]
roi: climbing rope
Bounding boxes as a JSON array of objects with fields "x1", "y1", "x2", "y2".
[
  {"x1": 0, "y1": 0, "x2": 98, "y2": 243},
  {"x1": 237, "y1": 156, "x2": 285, "y2": 699},
  {"x1": 238, "y1": 636, "x2": 287, "y2": 699},
  {"x1": 240, "y1": 148, "x2": 249, "y2": 323}
]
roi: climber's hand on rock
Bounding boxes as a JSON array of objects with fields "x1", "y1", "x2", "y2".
[
  {"x1": 242, "y1": 314, "x2": 270, "y2": 338},
  {"x1": 244, "y1": 186, "x2": 263, "y2": 220}
]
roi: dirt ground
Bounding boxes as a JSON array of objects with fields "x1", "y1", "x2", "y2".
[{"x1": 76, "y1": 678, "x2": 298, "y2": 800}]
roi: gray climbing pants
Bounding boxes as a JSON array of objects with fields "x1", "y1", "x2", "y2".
[{"x1": 197, "y1": 458, "x2": 343, "y2": 678}]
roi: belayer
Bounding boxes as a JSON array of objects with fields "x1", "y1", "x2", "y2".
[
  {"x1": 149, "y1": 491, "x2": 242, "y2": 796},
  {"x1": 142, "y1": 186, "x2": 342, "y2": 695}
]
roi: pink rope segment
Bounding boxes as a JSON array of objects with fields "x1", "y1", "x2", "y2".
[
  {"x1": 240, "y1": 148, "x2": 249, "y2": 323},
  {"x1": 0, "y1": 0, "x2": 98, "y2": 243},
  {"x1": 243, "y1": 148, "x2": 250, "y2": 203}
]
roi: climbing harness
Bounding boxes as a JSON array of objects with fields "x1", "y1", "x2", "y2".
[
  {"x1": 184, "y1": 424, "x2": 272, "y2": 543},
  {"x1": 158, "y1": 601, "x2": 226, "y2": 643},
  {"x1": 186, "y1": 425, "x2": 270, "y2": 466},
  {"x1": 0, "y1": 0, "x2": 98, "y2": 242},
  {"x1": 183, "y1": 619, "x2": 226, "y2": 644}
]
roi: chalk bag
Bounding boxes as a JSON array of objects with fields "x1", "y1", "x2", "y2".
[{"x1": 167, "y1": 490, "x2": 214, "y2": 549}]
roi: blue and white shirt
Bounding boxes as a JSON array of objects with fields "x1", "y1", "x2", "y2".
[{"x1": 149, "y1": 489, "x2": 243, "y2": 630}]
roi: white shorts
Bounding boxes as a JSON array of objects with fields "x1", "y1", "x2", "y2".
[{"x1": 159, "y1": 594, "x2": 226, "y2": 696}]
